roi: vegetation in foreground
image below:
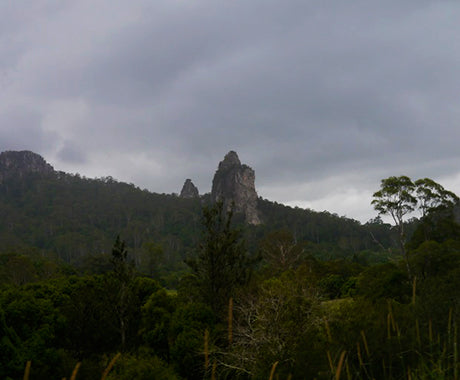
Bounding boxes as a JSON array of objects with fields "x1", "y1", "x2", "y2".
[{"x1": 1, "y1": 176, "x2": 459, "y2": 379}]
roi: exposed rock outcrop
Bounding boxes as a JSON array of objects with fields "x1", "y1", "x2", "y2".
[
  {"x1": 0, "y1": 150, "x2": 54, "y2": 183},
  {"x1": 180, "y1": 178, "x2": 199, "y2": 198},
  {"x1": 211, "y1": 151, "x2": 260, "y2": 225}
]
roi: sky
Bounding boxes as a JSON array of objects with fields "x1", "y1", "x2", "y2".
[{"x1": 2, "y1": 0, "x2": 460, "y2": 223}]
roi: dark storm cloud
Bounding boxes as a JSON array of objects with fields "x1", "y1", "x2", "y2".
[{"x1": 2, "y1": 0, "x2": 460, "y2": 221}]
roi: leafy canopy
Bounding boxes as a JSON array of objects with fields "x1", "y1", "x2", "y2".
[
  {"x1": 415, "y1": 178, "x2": 459, "y2": 217},
  {"x1": 186, "y1": 201, "x2": 253, "y2": 317},
  {"x1": 371, "y1": 176, "x2": 417, "y2": 225}
]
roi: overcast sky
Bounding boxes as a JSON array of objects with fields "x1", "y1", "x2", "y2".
[{"x1": 2, "y1": 0, "x2": 460, "y2": 222}]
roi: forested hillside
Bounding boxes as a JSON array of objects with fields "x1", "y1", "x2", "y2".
[
  {"x1": 0, "y1": 160, "x2": 396, "y2": 276},
  {"x1": 2, "y1": 155, "x2": 460, "y2": 379},
  {"x1": 0, "y1": 171, "x2": 202, "y2": 267}
]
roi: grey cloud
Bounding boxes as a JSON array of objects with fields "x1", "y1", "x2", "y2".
[
  {"x1": 0, "y1": 107, "x2": 58, "y2": 153},
  {"x1": 57, "y1": 141, "x2": 87, "y2": 164},
  {"x1": 2, "y1": 0, "x2": 460, "y2": 221}
]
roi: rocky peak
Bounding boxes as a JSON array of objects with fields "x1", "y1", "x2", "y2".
[
  {"x1": 211, "y1": 151, "x2": 260, "y2": 225},
  {"x1": 180, "y1": 178, "x2": 199, "y2": 198},
  {"x1": 218, "y1": 150, "x2": 241, "y2": 171},
  {"x1": 0, "y1": 150, "x2": 54, "y2": 183}
]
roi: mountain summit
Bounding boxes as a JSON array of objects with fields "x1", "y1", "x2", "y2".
[
  {"x1": 180, "y1": 179, "x2": 199, "y2": 198},
  {"x1": 0, "y1": 150, "x2": 54, "y2": 183},
  {"x1": 218, "y1": 150, "x2": 241, "y2": 171},
  {"x1": 211, "y1": 151, "x2": 260, "y2": 225},
  {"x1": 0, "y1": 149, "x2": 262, "y2": 224}
]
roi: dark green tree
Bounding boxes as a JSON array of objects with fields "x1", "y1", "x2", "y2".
[
  {"x1": 372, "y1": 176, "x2": 417, "y2": 275},
  {"x1": 407, "y1": 179, "x2": 460, "y2": 248},
  {"x1": 139, "y1": 288, "x2": 176, "y2": 361},
  {"x1": 372, "y1": 176, "x2": 460, "y2": 273},
  {"x1": 59, "y1": 275, "x2": 119, "y2": 359},
  {"x1": 110, "y1": 235, "x2": 135, "y2": 351},
  {"x1": 186, "y1": 202, "x2": 253, "y2": 317},
  {"x1": 0, "y1": 282, "x2": 67, "y2": 379},
  {"x1": 414, "y1": 178, "x2": 459, "y2": 217}
]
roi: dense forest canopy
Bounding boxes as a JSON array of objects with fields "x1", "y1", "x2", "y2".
[
  {"x1": 1, "y1": 166, "x2": 459, "y2": 379},
  {"x1": 0, "y1": 167, "x2": 398, "y2": 276}
]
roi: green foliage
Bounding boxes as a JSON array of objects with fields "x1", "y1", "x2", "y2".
[
  {"x1": 0, "y1": 272, "x2": 169, "y2": 379},
  {"x1": 106, "y1": 350, "x2": 180, "y2": 380},
  {"x1": 372, "y1": 176, "x2": 417, "y2": 225},
  {"x1": 222, "y1": 270, "x2": 321, "y2": 379},
  {"x1": 169, "y1": 302, "x2": 216, "y2": 379},
  {"x1": 1, "y1": 173, "x2": 460, "y2": 379},
  {"x1": 108, "y1": 236, "x2": 136, "y2": 351},
  {"x1": 0, "y1": 252, "x2": 64, "y2": 286},
  {"x1": 140, "y1": 288, "x2": 176, "y2": 360},
  {"x1": 186, "y1": 202, "x2": 254, "y2": 317},
  {"x1": 0, "y1": 169, "x2": 399, "y2": 282},
  {"x1": 356, "y1": 262, "x2": 410, "y2": 302},
  {"x1": 257, "y1": 198, "x2": 395, "y2": 253},
  {"x1": 0, "y1": 308, "x2": 22, "y2": 379},
  {"x1": 58, "y1": 275, "x2": 119, "y2": 357},
  {"x1": 372, "y1": 176, "x2": 417, "y2": 276},
  {"x1": 318, "y1": 274, "x2": 347, "y2": 299},
  {"x1": 415, "y1": 178, "x2": 459, "y2": 217},
  {"x1": 372, "y1": 176, "x2": 460, "y2": 277},
  {"x1": 407, "y1": 209, "x2": 460, "y2": 251},
  {"x1": 0, "y1": 282, "x2": 67, "y2": 379},
  {"x1": 411, "y1": 240, "x2": 460, "y2": 329},
  {"x1": 138, "y1": 240, "x2": 165, "y2": 277},
  {"x1": 0, "y1": 172, "x2": 202, "y2": 269}
]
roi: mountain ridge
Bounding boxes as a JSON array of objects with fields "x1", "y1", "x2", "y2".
[
  {"x1": 0, "y1": 150, "x2": 55, "y2": 183},
  {"x1": 0, "y1": 149, "x2": 395, "y2": 267}
]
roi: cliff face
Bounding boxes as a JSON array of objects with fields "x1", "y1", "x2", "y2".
[
  {"x1": 180, "y1": 179, "x2": 199, "y2": 198},
  {"x1": 0, "y1": 151, "x2": 54, "y2": 183},
  {"x1": 211, "y1": 151, "x2": 260, "y2": 225}
]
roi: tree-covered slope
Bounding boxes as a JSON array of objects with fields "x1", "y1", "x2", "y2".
[
  {"x1": 0, "y1": 151, "x2": 396, "y2": 271},
  {"x1": 0, "y1": 172, "x2": 203, "y2": 266}
]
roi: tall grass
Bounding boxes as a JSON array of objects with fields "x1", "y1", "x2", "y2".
[
  {"x1": 326, "y1": 304, "x2": 459, "y2": 380},
  {"x1": 21, "y1": 353, "x2": 121, "y2": 380},
  {"x1": 69, "y1": 362, "x2": 81, "y2": 380},
  {"x1": 23, "y1": 360, "x2": 31, "y2": 380},
  {"x1": 268, "y1": 361, "x2": 278, "y2": 380},
  {"x1": 228, "y1": 297, "x2": 233, "y2": 345},
  {"x1": 204, "y1": 328, "x2": 210, "y2": 370},
  {"x1": 101, "y1": 352, "x2": 121, "y2": 380},
  {"x1": 335, "y1": 351, "x2": 346, "y2": 380}
]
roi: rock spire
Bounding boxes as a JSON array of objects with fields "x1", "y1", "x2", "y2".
[
  {"x1": 211, "y1": 151, "x2": 260, "y2": 225},
  {"x1": 180, "y1": 178, "x2": 199, "y2": 198}
]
